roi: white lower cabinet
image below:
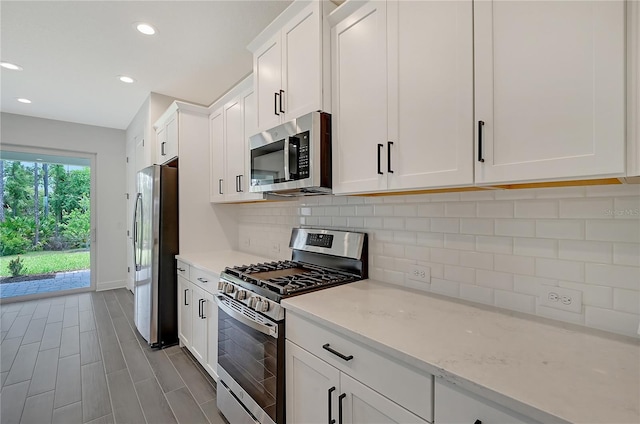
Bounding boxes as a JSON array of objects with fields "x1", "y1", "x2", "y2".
[
  {"x1": 435, "y1": 380, "x2": 536, "y2": 424},
  {"x1": 176, "y1": 261, "x2": 219, "y2": 380},
  {"x1": 286, "y1": 312, "x2": 432, "y2": 424}
]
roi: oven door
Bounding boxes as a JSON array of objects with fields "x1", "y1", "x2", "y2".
[{"x1": 216, "y1": 294, "x2": 284, "y2": 424}]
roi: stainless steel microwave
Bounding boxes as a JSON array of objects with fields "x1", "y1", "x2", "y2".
[{"x1": 249, "y1": 111, "x2": 332, "y2": 195}]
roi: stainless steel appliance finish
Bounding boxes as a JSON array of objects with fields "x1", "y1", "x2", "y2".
[
  {"x1": 133, "y1": 164, "x2": 179, "y2": 348},
  {"x1": 216, "y1": 228, "x2": 368, "y2": 424},
  {"x1": 249, "y1": 111, "x2": 331, "y2": 195}
]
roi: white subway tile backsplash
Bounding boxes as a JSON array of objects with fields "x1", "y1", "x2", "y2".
[
  {"x1": 584, "y1": 307, "x2": 639, "y2": 337},
  {"x1": 514, "y1": 200, "x2": 559, "y2": 218},
  {"x1": 495, "y1": 219, "x2": 536, "y2": 237},
  {"x1": 494, "y1": 188, "x2": 537, "y2": 200},
  {"x1": 374, "y1": 205, "x2": 394, "y2": 216},
  {"x1": 558, "y1": 240, "x2": 612, "y2": 264},
  {"x1": 477, "y1": 201, "x2": 514, "y2": 218},
  {"x1": 430, "y1": 278, "x2": 461, "y2": 297},
  {"x1": 417, "y1": 232, "x2": 444, "y2": 248},
  {"x1": 585, "y1": 263, "x2": 640, "y2": 290},
  {"x1": 476, "y1": 236, "x2": 513, "y2": 254},
  {"x1": 494, "y1": 254, "x2": 535, "y2": 276},
  {"x1": 445, "y1": 202, "x2": 476, "y2": 217},
  {"x1": 535, "y1": 258, "x2": 584, "y2": 282},
  {"x1": 613, "y1": 289, "x2": 640, "y2": 314},
  {"x1": 430, "y1": 218, "x2": 459, "y2": 234},
  {"x1": 613, "y1": 243, "x2": 640, "y2": 267},
  {"x1": 444, "y1": 234, "x2": 475, "y2": 251},
  {"x1": 612, "y1": 197, "x2": 640, "y2": 219},
  {"x1": 238, "y1": 187, "x2": 640, "y2": 337},
  {"x1": 444, "y1": 265, "x2": 476, "y2": 284},
  {"x1": 559, "y1": 198, "x2": 613, "y2": 219},
  {"x1": 417, "y1": 203, "x2": 445, "y2": 217},
  {"x1": 459, "y1": 251, "x2": 494, "y2": 270},
  {"x1": 405, "y1": 218, "x2": 430, "y2": 232},
  {"x1": 476, "y1": 269, "x2": 514, "y2": 290},
  {"x1": 558, "y1": 281, "x2": 613, "y2": 309},
  {"x1": 460, "y1": 218, "x2": 494, "y2": 235},
  {"x1": 383, "y1": 217, "x2": 404, "y2": 230},
  {"x1": 586, "y1": 220, "x2": 640, "y2": 243},
  {"x1": 535, "y1": 219, "x2": 584, "y2": 240},
  {"x1": 356, "y1": 205, "x2": 374, "y2": 216},
  {"x1": 494, "y1": 290, "x2": 536, "y2": 314},
  {"x1": 513, "y1": 275, "x2": 558, "y2": 296},
  {"x1": 394, "y1": 205, "x2": 418, "y2": 217},
  {"x1": 514, "y1": 237, "x2": 557, "y2": 258},
  {"x1": 430, "y1": 248, "x2": 460, "y2": 265},
  {"x1": 405, "y1": 245, "x2": 430, "y2": 262},
  {"x1": 459, "y1": 284, "x2": 494, "y2": 305},
  {"x1": 586, "y1": 184, "x2": 640, "y2": 197}
]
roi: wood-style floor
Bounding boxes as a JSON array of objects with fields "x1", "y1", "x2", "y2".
[{"x1": 0, "y1": 289, "x2": 226, "y2": 424}]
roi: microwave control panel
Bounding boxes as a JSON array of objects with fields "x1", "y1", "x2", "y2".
[{"x1": 292, "y1": 131, "x2": 310, "y2": 179}]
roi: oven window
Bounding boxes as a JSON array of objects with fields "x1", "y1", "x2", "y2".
[
  {"x1": 218, "y1": 307, "x2": 281, "y2": 422},
  {"x1": 251, "y1": 140, "x2": 286, "y2": 185}
]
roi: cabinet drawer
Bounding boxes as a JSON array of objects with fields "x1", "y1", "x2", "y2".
[
  {"x1": 190, "y1": 267, "x2": 218, "y2": 293},
  {"x1": 435, "y1": 380, "x2": 535, "y2": 424},
  {"x1": 176, "y1": 260, "x2": 190, "y2": 280},
  {"x1": 287, "y1": 312, "x2": 433, "y2": 422}
]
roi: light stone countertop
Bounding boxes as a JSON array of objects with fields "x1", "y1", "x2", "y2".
[
  {"x1": 175, "y1": 250, "x2": 270, "y2": 279},
  {"x1": 281, "y1": 279, "x2": 640, "y2": 424}
]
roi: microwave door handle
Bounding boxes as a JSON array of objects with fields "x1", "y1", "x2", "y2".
[{"x1": 284, "y1": 137, "x2": 290, "y2": 181}]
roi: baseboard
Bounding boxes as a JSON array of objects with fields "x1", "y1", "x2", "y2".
[{"x1": 96, "y1": 280, "x2": 126, "y2": 291}]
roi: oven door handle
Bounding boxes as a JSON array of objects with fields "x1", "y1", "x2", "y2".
[{"x1": 215, "y1": 295, "x2": 279, "y2": 339}]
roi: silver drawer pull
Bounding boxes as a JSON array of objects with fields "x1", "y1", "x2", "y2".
[{"x1": 197, "y1": 277, "x2": 208, "y2": 283}]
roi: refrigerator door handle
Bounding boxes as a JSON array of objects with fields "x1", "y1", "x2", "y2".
[{"x1": 133, "y1": 193, "x2": 142, "y2": 271}]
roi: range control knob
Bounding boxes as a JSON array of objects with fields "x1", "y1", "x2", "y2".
[
  {"x1": 259, "y1": 300, "x2": 270, "y2": 313},
  {"x1": 224, "y1": 284, "x2": 235, "y2": 294},
  {"x1": 217, "y1": 281, "x2": 226, "y2": 291},
  {"x1": 248, "y1": 296, "x2": 258, "y2": 309},
  {"x1": 234, "y1": 290, "x2": 247, "y2": 301}
]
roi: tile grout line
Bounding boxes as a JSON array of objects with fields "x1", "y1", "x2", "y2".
[{"x1": 113, "y1": 289, "x2": 215, "y2": 424}]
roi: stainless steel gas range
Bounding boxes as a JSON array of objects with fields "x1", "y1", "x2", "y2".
[{"x1": 215, "y1": 228, "x2": 368, "y2": 424}]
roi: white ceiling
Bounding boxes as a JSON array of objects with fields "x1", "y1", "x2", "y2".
[{"x1": 0, "y1": 0, "x2": 292, "y2": 130}]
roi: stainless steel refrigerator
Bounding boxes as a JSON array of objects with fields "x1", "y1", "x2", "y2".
[{"x1": 133, "y1": 164, "x2": 179, "y2": 348}]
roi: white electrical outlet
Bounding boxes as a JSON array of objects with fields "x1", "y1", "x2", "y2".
[
  {"x1": 539, "y1": 285, "x2": 582, "y2": 313},
  {"x1": 408, "y1": 265, "x2": 430, "y2": 283}
]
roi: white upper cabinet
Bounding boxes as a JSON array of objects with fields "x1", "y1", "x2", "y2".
[
  {"x1": 155, "y1": 110, "x2": 178, "y2": 165},
  {"x1": 332, "y1": 0, "x2": 474, "y2": 195},
  {"x1": 209, "y1": 76, "x2": 263, "y2": 203},
  {"x1": 332, "y1": 1, "x2": 388, "y2": 194},
  {"x1": 474, "y1": 0, "x2": 626, "y2": 184},
  {"x1": 250, "y1": 0, "x2": 334, "y2": 132}
]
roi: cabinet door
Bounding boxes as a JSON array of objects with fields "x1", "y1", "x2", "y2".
[
  {"x1": 165, "y1": 113, "x2": 179, "y2": 161},
  {"x1": 156, "y1": 126, "x2": 167, "y2": 165},
  {"x1": 332, "y1": 1, "x2": 388, "y2": 194},
  {"x1": 282, "y1": 1, "x2": 322, "y2": 122},
  {"x1": 388, "y1": 0, "x2": 473, "y2": 190},
  {"x1": 474, "y1": 0, "x2": 625, "y2": 184},
  {"x1": 210, "y1": 109, "x2": 225, "y2": 203},
  {"x1": 341, "y1": 373, "x2": 427, "y2": 424},
  {"x1": 190, "y1": 284, "x2": 207, "y2": 364},
  {"x1": 177, "y1": 276, "x2": 192, "y2": 347},
  {"x1": 204, "y1": 291, "x2": 218, "y2": 379},
  {"x1": 435, "y1": 380, "x2": 533, "y2": 424},
  {"x1": 255, "y1": 32, "x2": 283, "y2": 131},
  {"x1": 241, "y1": 90, "x2": 264, "y2": 201},
  {"x1": 286, "y1": 341, "x2": 340, "y2": 424},
  {"x1": 224, "y1": 98, "x2": 245, "y2": 202}
]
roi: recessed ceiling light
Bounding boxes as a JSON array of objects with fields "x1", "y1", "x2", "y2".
[
  {"x1": 119, "y1": 75, "x2": 135, "y2": 84},
  {"x1": 136, "y1": 23, "x2": 156, "y2": 35},
  {"x1": 1, "y1": 61, "x2": 23, "y2": 71},
  {"x1": 17, "y1": 98, "x2": 32, "y2": 104}
]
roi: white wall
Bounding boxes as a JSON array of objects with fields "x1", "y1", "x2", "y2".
[
  {"x1": 236, "y1": 184, "x2": 640, "y2": 338},
  {"x1": 1, "y1": 112, "x2": 127, "y2": 291}
]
